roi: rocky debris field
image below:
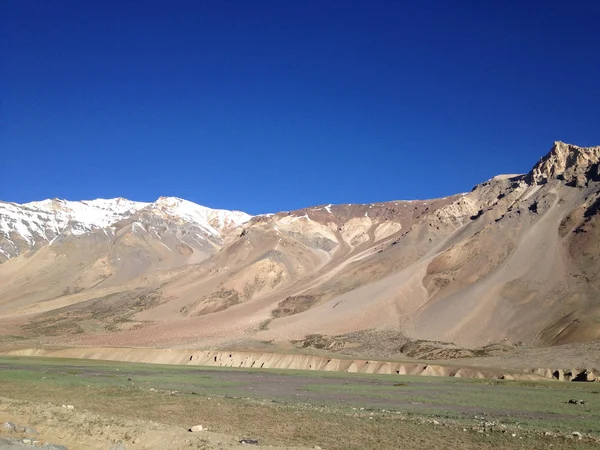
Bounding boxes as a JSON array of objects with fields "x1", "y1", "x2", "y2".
[{"x1": 1, "y1": 420, "x2": 66, "y2": 449}]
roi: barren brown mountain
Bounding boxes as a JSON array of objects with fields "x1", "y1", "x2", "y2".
[{"x1": 1, "y1": 141, "x2": 600, "y2": 367}]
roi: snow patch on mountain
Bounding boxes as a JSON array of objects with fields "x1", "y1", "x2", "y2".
[
  {"x1": 0, "y1": 196, "x2": 253, "y2": 260},
  {"x1": 23, "y1": 198, "x2": 149, "y2": 230},
  {"x1": 151, "y1": 197, "x2": 252, "y2": 237},
  {"x1": 0, "y1": 198, "x2": 150, "y2": 255}
]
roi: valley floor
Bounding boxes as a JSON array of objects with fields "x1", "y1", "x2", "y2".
[{"x1": 0, "y1": 356, "x2": 599, "y2": 449}]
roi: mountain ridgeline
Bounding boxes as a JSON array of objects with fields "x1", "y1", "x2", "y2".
[{"x1": 1, "y1": 141, "x2": 599, "y2": 356}]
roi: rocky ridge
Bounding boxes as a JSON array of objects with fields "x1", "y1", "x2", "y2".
[{"x1": 529, "y1": 141, "x2": 600, "y2": 186}]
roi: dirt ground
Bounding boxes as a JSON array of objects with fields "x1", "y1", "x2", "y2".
[
  {"x1": 0, "y1": 396, "x2": 308, "y2": 450},
  {"x1": 1, "y1": 356, "x2": 600, "y2": 449}
]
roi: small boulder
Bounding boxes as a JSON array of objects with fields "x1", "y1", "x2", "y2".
[
  {"x1": 568, "y1": 399, "x2": 585, "y2": 405},
  {"x1": 2, "y1": 421, "x2": 16, "y2": 431},
  {"x1": 239, "y1": 439, "x2": 259, "y2": 445},
  {"x1": 110, "y1": 444, "x2": 127, "y2": 450},
  {"x1": 572, "y1": 431, "x2": 583, "y2": 439},
  {"x1": 188, "y1": 425, "x2": 205, "y2": 432}
]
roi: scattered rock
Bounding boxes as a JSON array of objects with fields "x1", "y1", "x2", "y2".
[
  {"x1": 110, "y1": 444, "x2": 127, "y2": 450},
  {"x1": 2, "y1": 421, "x2": 17, "y2": 431},
  {"x1": 239, "y1": 439, "x2": 259, "y2": 445},
  {"x1": 188, "y1": 425, "x2": 205, "y2": 432},
  {"x1": 40, "y1": 445, "x2": 68, "y2": 450}
]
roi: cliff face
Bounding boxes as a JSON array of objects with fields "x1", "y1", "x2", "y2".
[{"x1": 529, "y1": 141, "x2": 600, "y2": 186}]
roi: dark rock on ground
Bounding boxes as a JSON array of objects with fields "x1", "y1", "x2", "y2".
[
  {"x1": 1, "y1": 422, "x2": 16, "y2": 431},
  {"x1": 40, "y1": 445, "x2": 68, "y2": 450},
  {"x1": 109, "y1": 444, "x2": 127, "y2": 450}
]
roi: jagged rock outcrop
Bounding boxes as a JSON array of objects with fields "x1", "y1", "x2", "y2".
[{"x1": 529, "y1": 141, "x2": 600, "y2": 186}]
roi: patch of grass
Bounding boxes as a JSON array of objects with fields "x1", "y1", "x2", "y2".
[
  {"x1": 258, "y1": 319, "x2": 271, "y2": 331},
  {"x1": 0, "y1": 356, "x2": 599, "y2": 449},
  {"x1": 0, "y1": 335, "x2": 28, "y2": 342}
]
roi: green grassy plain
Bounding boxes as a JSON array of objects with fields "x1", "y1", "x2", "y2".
[{"x1": 0, "y1": 355, "x2": 598, "y2": 449}]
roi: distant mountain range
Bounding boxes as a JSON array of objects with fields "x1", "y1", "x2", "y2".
[
  {"x1": 1, "y1": 141, "x2": 599, "y2": 357},
  {"x1": 0, "y1": 196, "x2": 251, "y2": 261}
]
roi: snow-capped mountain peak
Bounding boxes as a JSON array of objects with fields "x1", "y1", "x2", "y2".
[
  {"x1": 22, "y1": 198, "x2": 150, "y2": 229},
  {"x1": 151, "y1": 197, "x2": 252, "y2": 236},
  {"x1": 0, "y1": 197, "x2": 252, "y2": 261}
]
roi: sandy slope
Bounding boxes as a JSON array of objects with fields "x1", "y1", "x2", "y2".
[{"x1": 0, "y1": 141, "x2": 599, "y2": 359}]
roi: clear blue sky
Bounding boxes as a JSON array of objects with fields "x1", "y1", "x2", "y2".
[{"x1": 2, "y1": 1, "x2": 599, "y2": 214}]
